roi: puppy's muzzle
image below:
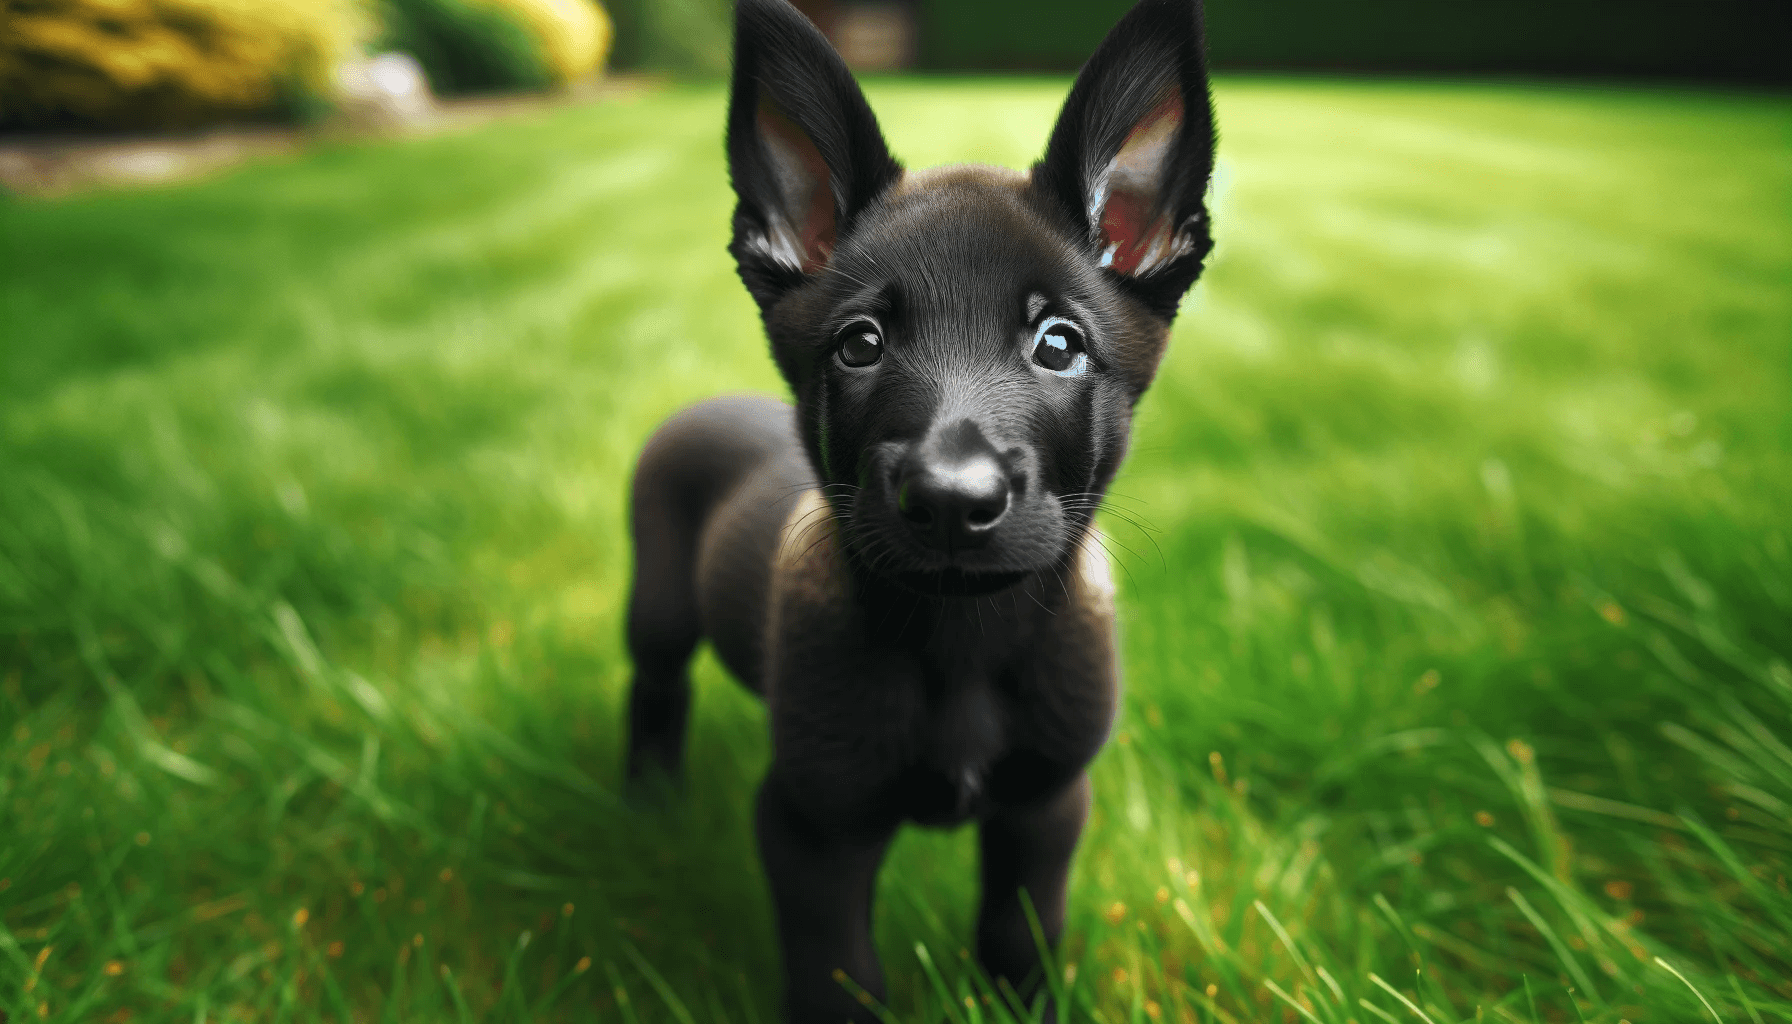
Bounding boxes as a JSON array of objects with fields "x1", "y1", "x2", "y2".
[{"x1": 897, "y1": 450, "x2": 1010, "y2": 552}]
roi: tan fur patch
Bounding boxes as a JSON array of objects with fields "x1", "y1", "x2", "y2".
[
  {"x1": 773, "y1": 489, "x2": 849, "y2": 605},
  {"x1": 1072, "y1": 528, "x2": 1117, "y2": 618}
]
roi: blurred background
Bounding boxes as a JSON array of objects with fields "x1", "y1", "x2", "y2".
[
  {"x1": 3, "y1": 0, "x2": 1788, "y2": 137},
  {"x1": 3, "y1": 2, "x2": 1790, "y2": 1023}
]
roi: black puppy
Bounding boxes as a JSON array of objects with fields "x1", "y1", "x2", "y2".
[{"x1": 624, "y1": 0, "x2": 1214, "y2": 1018}]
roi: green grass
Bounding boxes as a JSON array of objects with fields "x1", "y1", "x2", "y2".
[{"x1": 2, "y1": 77, "x2": 1789, "y2": 1023}]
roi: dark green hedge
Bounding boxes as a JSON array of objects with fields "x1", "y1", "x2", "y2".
[
  {"x1": 605, "y1": 0, "x2": 731, "y2": 76},
  {"x1": 379, "y1": 0, "x2": 552, "y2": 95},
  {"x1": 918, "y1": 0, "x2": 1791, "y2": 83}
]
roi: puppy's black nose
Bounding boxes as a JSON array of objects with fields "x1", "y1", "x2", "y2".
[{"x1": 897, "y1": 453, "x2": 1010, "y2": 551}]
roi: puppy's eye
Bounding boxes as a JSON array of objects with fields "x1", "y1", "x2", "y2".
[
  {"x1": 837, "y1": 322, "x2": 883, "y2": 368},
  {"x1": 1031, "y1": 317, "x2": 1087, "y2": 375}
]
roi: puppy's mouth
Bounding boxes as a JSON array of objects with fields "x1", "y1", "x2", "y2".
[
  {"x1": 840, "y1": 528, "x2": 1038, "y2": 595},
  {"x1": 837, "y1": 503, "x2": 1071, "y2": 597}
]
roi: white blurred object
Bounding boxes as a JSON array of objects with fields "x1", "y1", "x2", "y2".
[{"x1": 334, "y1": 52, "x2": 435, "y2": 128}]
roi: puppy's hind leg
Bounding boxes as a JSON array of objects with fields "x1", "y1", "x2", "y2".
[{"x1": 623, "y1": 474, "x2": 702, "y2": 791}]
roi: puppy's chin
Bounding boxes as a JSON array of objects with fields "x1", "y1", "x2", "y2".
[
  {"x1": 847, "y1": 536, "x2": 1052, "y2": 597},
  {"x1": 886, "y1": 567, "x2": 1028, "y2": 598}
]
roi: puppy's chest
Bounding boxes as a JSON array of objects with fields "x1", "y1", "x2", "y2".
[
  {"x1": 898, "y1": 610, "x2": 1100, "y2": 825},
  {"x1": 894, "y1": 661, "x2": 1014, "y2": 826},
  {"x1": 767, "y1": 494, "x2": 1117, "y2": 822}
]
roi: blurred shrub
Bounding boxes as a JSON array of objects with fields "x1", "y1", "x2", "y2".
[
  {"x1": 0, "y1": 0, "x2": 370, "y2": 129},
  {"x1": 503, "y1": 0, "x2": 611, "y2": 83},
  {"x1": 379, "y1": 0, "x2": 611, "y2": 95},
  {"x1": 605, "y1": 0, "x2": 727, "y2": 77}
]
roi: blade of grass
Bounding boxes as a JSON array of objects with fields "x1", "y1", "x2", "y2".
[
  {"x1": 1505, "y1": 889, "x2": 1598, "y2": 1005},
  {"x1": 829, "y1": 967, "x2": 905, "y2": 1024},
  {"x1": 1368, "y1": 973, "x2": 1439, "y2": 1024},
  {"x1": 606, "y1": 961, "x2": 643, "y2": 1024},
  {"x1": 1655, "y1": 957, "x2": 1724, "y2": 1023},
  {"x1": 439, "y1": 964, "x2": 477, "y2": 1024},
  {"x1": 622, "y1": 940, "x2": 699, "y2": 1024},
  {"x1": 1728, "y1": 974, "x2": 1765, "y2": 1024},
  {"x1": 916, "y1": 943, "x2": 971, "y2": 1024},
  {"x1": 1264, "y1": 979, "x2": 1325, "y2": 1024}
]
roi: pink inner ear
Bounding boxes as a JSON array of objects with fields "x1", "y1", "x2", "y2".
[
  {"x1": 1098, "y1": 89, "x2": 1184, "y2": 277},
  {"x1": 758, "y1": 101, "x2": 837, "y2": 274},
  {"x1": 797, "y1": 185, "x2": 837, "y2": 274}
]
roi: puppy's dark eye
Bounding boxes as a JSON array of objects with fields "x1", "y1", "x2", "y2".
[
  {"x1": 837, "y1": 322, "x2": 883, "y2": 368},
  {"x1": 1031, "y1": 317, "x2": 1087, "y2": 375}
]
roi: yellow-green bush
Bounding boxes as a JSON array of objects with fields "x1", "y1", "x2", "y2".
[
  {"x1": 0, "y1": 0, "x2": 610, "y2": 129},
  {"x1": 0, "y1": 0, "x2": 372, "y2": 128},
  {"x1": 498, "y1": 0, "x2": 610, "y2": 83}
]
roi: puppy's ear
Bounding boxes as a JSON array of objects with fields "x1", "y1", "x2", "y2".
[
  {"x1": 727, "y1": 0, "x2": 901, "y2": 310},
  {"x1": 1034, "y1": 0, "x2": 1215, "y2": 320}
]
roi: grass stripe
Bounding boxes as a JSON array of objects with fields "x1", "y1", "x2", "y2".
[{"x1": 2, "y1": 77, "x2": 1788, "y2": 1022}]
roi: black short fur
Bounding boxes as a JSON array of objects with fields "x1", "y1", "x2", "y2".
[{"x1": 624, "y1": 1, "x2": 1216, "y2": 1020}]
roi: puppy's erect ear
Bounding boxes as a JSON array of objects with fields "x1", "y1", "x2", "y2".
[
  {"x1": 727, "y1": 0, "x2": 902, "y2": 310},
  {"x1": 1034, "y1": 0, "x2": 1216, "y2": 320}
]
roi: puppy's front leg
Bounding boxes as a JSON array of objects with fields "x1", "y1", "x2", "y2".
[
  {"x1": 756, "y1": 772, "x2": 895, "y2": 1024},
  {"x1": 976, "y1": 772, "x2": 1091, "y2": 1005}
]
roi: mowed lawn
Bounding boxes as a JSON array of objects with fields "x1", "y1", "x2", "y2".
[{"x1": 2, "y1": 78, "x2": 1789, "y2": 1024}]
